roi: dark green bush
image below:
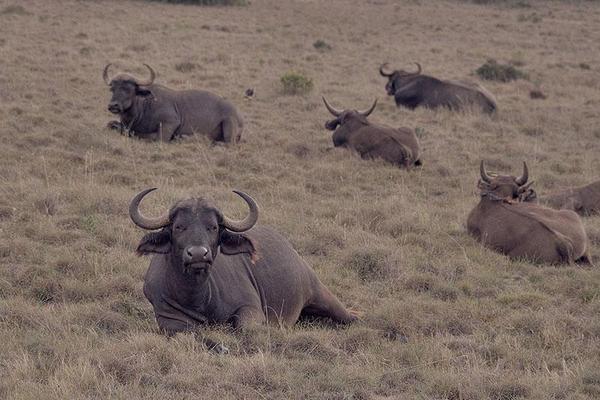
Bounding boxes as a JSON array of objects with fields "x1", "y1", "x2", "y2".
[
  {"x1": 280, "y1": 72, "x2": 313, "y2": 95},
  {"x1": 476, "y1": 59, "x2": 527, "y2": 82},
  {"x1": 148, "y1": 0, "x2": 247, "y2": 5},
  {"x1": 313, "y1": 40, "x2": 332, "y2": 51}
]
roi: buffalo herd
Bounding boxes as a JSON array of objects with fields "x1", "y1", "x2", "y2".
[{"x1": 96, "y1": 59, "x2": 598, "y2": 341}]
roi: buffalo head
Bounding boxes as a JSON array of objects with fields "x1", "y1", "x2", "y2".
[
  {"x1": 130, "y1": 188, "x2": 258, "y2": 276},
  {"x1": 379, "y1": 62, "x2": 422, "y2": 96},
  {"x1": 478, "y1": 160, "x2": 533, "y2": 201},
  {"x1": 103, "y1": 63, "x2": 156, "y2": 114},
  {"x1": 322, "y1": 97, "x2": 377, "y2": 130}
]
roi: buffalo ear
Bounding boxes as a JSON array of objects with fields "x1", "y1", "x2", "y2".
[
  {"x1": 136, "y1": 86, "x2": 153, "y2": 97},
  {"x1": 136, "y1": 230, "x2": 171, "y2": 255},
  {"x1": 325, "y1": 119, "x2": 339, "y2": 131},
  {"x1": 219, "y1": 231, "x2": 256, "y2": 258}
]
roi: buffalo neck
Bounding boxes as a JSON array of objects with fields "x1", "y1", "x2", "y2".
[
  {"x1": 120, "y1": 96, "x2": 148, "y2": 130},
  {"x1": 163, "y1": 253, "x2": 213, "y2": 308}
]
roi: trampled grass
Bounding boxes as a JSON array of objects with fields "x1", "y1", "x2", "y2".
[{"x1": 1, "y1": 0, "x2": 599, "y2": 399}]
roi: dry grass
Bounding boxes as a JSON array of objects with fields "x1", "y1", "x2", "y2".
[{"x1": 1, "y1": 0, "x2": 599, "y2": 398}]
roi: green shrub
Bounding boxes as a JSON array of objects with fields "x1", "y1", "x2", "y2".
[
  {"x1": 313, "y1": 40, "x2": 332, "y2": 51},
  {"x1": 280, "y1": 72, "x2": 313, "y2": 95},
  {"x1": 147, "y1": 0, "x2": 247, "y2": 5},
  {"x1": 476, "y1": 59, "x2": 527, "y2": 82}
]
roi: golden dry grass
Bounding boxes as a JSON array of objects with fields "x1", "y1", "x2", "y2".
[{"x1": 1, "y1": 0, "x2": 600, "y2": 398}]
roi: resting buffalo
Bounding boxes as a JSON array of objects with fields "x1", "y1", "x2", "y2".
[
  {"x1": 467, "y1": 161, "x2": 593, "y2": 266},
  {"x1": 130, "y1": 188, "x2": 357, "y2": 336},
  {"x1": 379, "y1": 63, "x2": 497, "y2": 114},
  {"x1": 322, "y1": 97, "x2": 421, "y2": 167},
  {"x1": 520, "y1": 180, "x2": 600, "y2": 216},
  {"x1": 104, "y1": 64, "x2": 244, "y2": 142}
]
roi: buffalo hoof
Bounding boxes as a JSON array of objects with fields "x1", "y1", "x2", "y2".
[
  {"x1": 107, "y1": 120, "x2": 122, "y2": 131},
  {"x1": 211, "y1": 343, "x2": 229, "y2": 355}
]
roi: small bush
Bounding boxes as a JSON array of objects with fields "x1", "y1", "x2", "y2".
[
  {"x1": 471, "y1": 0, "x2": 530, "y2": 7},
  {"x1": 529, "y1": 89, "x2": 546, "y2": 100},
  {"x1": 175, "y1": 62, "x2": 198, "y2": 72},
  {"x1": 280, "y1": 72, "x2": 313, "y2": 95},
  {"x1": 1, "y1": 5, "x2": 31, "y2": 15},
  {"x1": 148, "y1": 0, "x2": 247, "y2": 4},
  {"x1": 313, "y1": 40, "x2": 332, "y2": 51},
  {"x1": 476, "y1": 59, "x2": 527, "y2": 82}
]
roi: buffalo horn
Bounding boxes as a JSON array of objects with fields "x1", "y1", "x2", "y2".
[
  {"x1": 480, "y1": 160, "x2": 492, "y2": 184},
  {"x1": 359, "y1": 99, "x2": 378, "y2": 117},
  {"x1": 379, "y1": 63, "x2": 393, "y2": 77},
  {"x1": 515, "y1": 161, "x2": 529, "y2": 186},
  {"x1": 137, "y1": 64, "x2": 156, "y2": 86},
  {"x1": 413, "y1": 62, "x2": 422, "y2": 75},
  {"x1": 221, "y1": 191, "x2": 259, "y2": 233},
  {"x1": 103, "y1": 63, "x2": 112, "y2": 85},
  {"x1": 322, "y1": 96, "x2": 343, "y2": 117},
  {"x1": 129, "y1": 188, "x2": 170, "y2": 230}
]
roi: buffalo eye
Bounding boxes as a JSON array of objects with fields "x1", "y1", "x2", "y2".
[
  {"x1": 206, "y1": 224, "x2": 217, "y2": 232},
  {"x1": 174, "y1": 224, "x2": 186, "y2": 232}
]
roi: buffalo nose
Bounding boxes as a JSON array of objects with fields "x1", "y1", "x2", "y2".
[
  {"x1": 185, "y1": 247, "x2": 194, "y2": 258},
  {"x1": 183, "y1": 246, "x2": 210, "y2": 263},
  {"x1": 198, "y1": 246, "x2": 209, "y2": 257}
]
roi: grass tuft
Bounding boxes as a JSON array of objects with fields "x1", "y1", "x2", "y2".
[{"x1": 345, "y1": 249, "x2": 391, "y2": 281}]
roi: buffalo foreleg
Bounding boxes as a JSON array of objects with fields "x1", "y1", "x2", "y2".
[
  {"x1": 107, "y1": 120, "x2": 123, "y2": 131},
  {"x1": 394, "y1": 89, "x2": 421, "y2": 109},
  {"x1": 229, "y1": 306, "x2": 265, "y2": 330},
  {"x1": 157, "y1": 122, "x2": 179, "y2": 142}
]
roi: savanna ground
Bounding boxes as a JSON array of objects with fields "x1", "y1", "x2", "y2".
[{"x1": 1, "y1": 0, "x2": 600, "y2": 398}]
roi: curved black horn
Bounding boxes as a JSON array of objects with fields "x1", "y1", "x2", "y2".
[
  {"x1": 137, "y1": 64, "x2": 156, "y2": 86},
  {"x1": 379, "y1": 63, "x2": 393, "y2": 77},
  {"x1": 129, "y1": 188, "x2": 170, "y2": 230},
  {"x1": 103, "y1": 63, "x2": 112, "y2": 85},
  {"x1": 413, "y1": 62, "x2": 422, "y2": 75},
  {"x1": 480, "y1": 160, "x2": 492, "y2": 184},
  {"x1": 359, "y1": 99, "x2": 378, "y2": 117},
  {"x1": 515, "y1": 161, "x2": 529, "y2": 186},
  {"x1": 322, "y1": 96, "x2": 342, "y2": 117},
  {"x1": 221, "y1": 190, "x2": 259, "y2": 233}
]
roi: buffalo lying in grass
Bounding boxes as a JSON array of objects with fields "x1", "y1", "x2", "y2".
[
  {"x1": 379, "y1": 62, "x2": 497, "y2": 114},
  {"x1": 322, "y1": 97, "x2": 421, "y2": 168},
  {"x1": 467, "y1": 161, "x2": 593, "y2": 266},
  {"x1": 130, "y1": 188, "x2": 357, "y2": 340},
  {"x1": 520, "y1": 180, "x2": 600, "y2": 216},
  {"x1": 104, "y1": 64, "x2": 243, "y2": 142}
]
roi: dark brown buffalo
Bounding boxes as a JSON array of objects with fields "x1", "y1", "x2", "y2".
[
  {"x1": 130, "y1": 188, "x2": 357, "y2": 339},
  {"x1": 379, "y1": 63, "x2": 497, "y2": 114},
  {"x1": 322, "y1": 97, "x2": 421, "y2": 167},
  {"x1": 467, "y1": 161, "x2": 593, "y2": 266},
  {"x1": 520, "y1": 180, "x2": 600, "y2": 216},
  {"x1": 104, "y1": 64, "x2": 243, "y2": 142}
]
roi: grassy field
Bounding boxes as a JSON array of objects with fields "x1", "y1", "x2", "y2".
[{"x1": 1, "y1": 0, "x2": 600, "y2": 398}]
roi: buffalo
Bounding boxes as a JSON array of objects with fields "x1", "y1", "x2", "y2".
[
  {"x1": 130, "y1": 188, "x2": 357, "y2": 337},
  {"x1": 467, "y1": 161, "x2": 593, "y2": 266},
  {"x1": 520, "y1": 180, "x2": 600, "y2": 216},
  {"x1": 104, "y1": 64, "x2": 244, "y2": 142},
  {"x1": 322, "y1": 97, "x2": 421, "y2": 167},
  {"x1": 379, "y1": 63, "x2": 497, "y2": 114}
]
